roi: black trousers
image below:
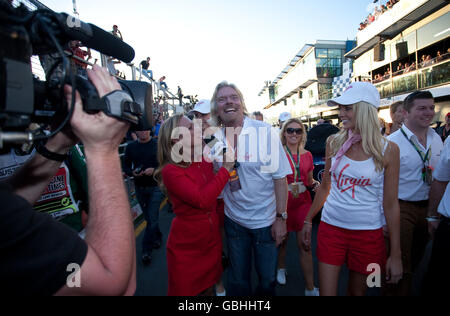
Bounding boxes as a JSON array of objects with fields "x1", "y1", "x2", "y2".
[{"x1": 422, "y1": 217, "x2": 450, "y2": 295}]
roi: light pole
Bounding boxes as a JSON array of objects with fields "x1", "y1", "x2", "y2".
[{"x1": 72, "y1": 0, "x2": 79, "y2": 18}]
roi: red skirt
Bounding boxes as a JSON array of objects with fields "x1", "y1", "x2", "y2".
[
  {"x1": 167, "y1": 212, "x2": 222, "y2": 296},
  {"x1": 286, "y1": 190, "x2": 312, "y2": 232}
]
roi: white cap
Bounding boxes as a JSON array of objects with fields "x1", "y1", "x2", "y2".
[
  {"x1": 327, "y1": 82, "x2": 380, "y2": 109},
  {"x1": 279, "y1": 112, "x2": 292, "y2": 122},
  {"x1": 192, "y1": 99, "x2": 211, "y2": 114}
]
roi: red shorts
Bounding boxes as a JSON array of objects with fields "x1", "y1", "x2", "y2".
[{"x1": 317, "y1": 221, "x2": 386, "y2": 275}]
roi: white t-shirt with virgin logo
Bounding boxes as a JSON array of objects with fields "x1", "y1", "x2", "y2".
[{"x1": 321, "y1": 155, "x2": 385, "y2": 230}]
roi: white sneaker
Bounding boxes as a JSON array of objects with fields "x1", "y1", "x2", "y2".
[
  {"x1": 276, "y1": 268, "x2": 287, "y2": 285},
  {"x1": 305, "y1": 287, "x2": 320, "y2": 296}
]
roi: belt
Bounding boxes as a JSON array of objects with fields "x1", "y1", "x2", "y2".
[{"x1": 399, "y1": 199, "x2": 429, "y2": 207}]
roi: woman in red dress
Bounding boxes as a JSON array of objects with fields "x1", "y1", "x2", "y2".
[
  {"x1": 154, "y1": 114, "x2": 234, "y2": 296},
  {"x1": 276, "y1": 118, "x2": 320, "y2": 296}
]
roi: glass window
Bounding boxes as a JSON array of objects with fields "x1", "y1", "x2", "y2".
[
  {"x1": 316, "y1": 49, "x2": 328, "y2": 58},
  {"x1": 417, "y1": 12, "x2": 450, "y2": 50},
  {"x1": 319, "y1": 83, "x2": 332, "y2": 100},
  {"x1": 328, "y1": 49, "x2": 342, "y2": 59},
  {"x1": 316, "y1": 58, "x2": 328, "y2": 67},
  {"x1": 331, "y1": 58, "x2": 342, "y2": 67}
]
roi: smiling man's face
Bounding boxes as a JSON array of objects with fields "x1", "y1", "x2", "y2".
[{"x1": 216, "y1": 86, "x2": 244, "y2": 127}]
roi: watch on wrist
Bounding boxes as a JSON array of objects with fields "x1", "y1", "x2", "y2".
[{"x1": 276, "y1": 212, "x2": 288, "y2": 220}]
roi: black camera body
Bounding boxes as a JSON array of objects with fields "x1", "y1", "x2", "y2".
[{"x1": 0, "y1": 0, "x2": 153, "y2": 151}]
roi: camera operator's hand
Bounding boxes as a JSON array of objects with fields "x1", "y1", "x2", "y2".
[{"x1": 65, "y1": 65, "x2": 130, "y2": 155}]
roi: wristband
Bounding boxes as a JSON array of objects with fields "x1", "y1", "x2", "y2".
[
  {"x1": 426, "y1": 217, "x2": 441, "y2": 222},
  {"x1": 304, "y1": 220, "x2": 313, "y2": 226},
  {"x1": 36, "y1": 141, "x2": 70, "y2": 162}
]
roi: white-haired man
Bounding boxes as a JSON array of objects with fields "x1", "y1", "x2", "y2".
[{"x1": 210, "y1": 81, "x2": 291, "y2": 296}]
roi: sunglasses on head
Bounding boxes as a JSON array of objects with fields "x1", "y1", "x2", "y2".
[{"x1": 286, "y1": 128, "x2": 303, "y2": 135}]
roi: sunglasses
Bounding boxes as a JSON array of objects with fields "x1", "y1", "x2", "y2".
[{"x1": 286, "y1": 128, "x2": 303, "y2": 135}]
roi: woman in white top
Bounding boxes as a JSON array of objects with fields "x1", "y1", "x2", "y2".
[{"x1": 301, "y1": 82, "x2": 403, "y2": 296}]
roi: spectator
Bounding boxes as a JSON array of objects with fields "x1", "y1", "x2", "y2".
[
  {"x1": 140, "y1": 57, "x2": 153, "y2": 81},
  {"x1": 374, "y1": 6, "x2": 382, "y2": 20},
  {"x1": 177, "y1": 86, "x2": 183, "y2": 106},
  {"x1": 190, "y1": 99, "x2": 211, "y2": 131},
  {"x1": 386, "y1": 101, "x2": 405, "y2": 136},
  {"x1": 277, "y1": 118, "x2": 320, "y2": 296},
  {"x1": 155, "y1": 114, "x2": 235, "y2": 296},
  {"x1": 112, "y1": 25, "x2": 123, "y2": 40},
  {"x1": 158, "y1": 76, "x2": 169, "y2": 97},
  {"x1": 69, "y1": 40, "x2": 91, "y2": 76},
  {"x1": 305, "y1": 119, "x2": 340, "y2": 159},
  {"x1": 422, "y1": 138, "x2": 450, "y2": 295},
  {"x1": 396, "y1": 62, "x2": 403, "y2": 75},
  {"x1": 159, "y1": 76, "x2": 168, "y2": 90},
  {"x1": 386, "y1": 90, "x2": 444, "y2": 296},
  {"x1": 123, "y1": 129, "x2": 163, "y2": 266},
  {"x1": 252, "y1": 111, "x2": 264, "y2": 121},
  {"x1": 1, "y1": 65, "x2": 135, "y2": 296},
  {"x1": 424, "y1": 55, "x2": 433, "y2": 67},
  {"x1": 279, "y1": 112, "x2": 292, "y2": 129},
  {"x1": 436, "y1": 113, "x2": 450, "y2": 143},
  {"x1": 436, "y1": 51, "x2": 443, "y2": 62},
  {"x1": 379, "y1": 117, "x2": 388, "y2": 136},
  {"x1": 404, "y1": 62, "x2": 410, "y2": 73},
  {"x1": 210, "y1": 81, "x2": 292, "y2": 296}
]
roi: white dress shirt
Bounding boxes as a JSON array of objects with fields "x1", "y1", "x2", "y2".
[
  {"x1": 213, "y1": 117, "x2": 292, "y2": 229},
  {"x1": 388, "y1": 124, "x2": 443, "y2": 201},
  {"x1": 433, "y1": 140, "x2": 450, "y2": 218}
]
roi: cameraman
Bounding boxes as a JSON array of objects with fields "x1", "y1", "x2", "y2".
[{"x1": 0, "y1": 65, "x2": 136, "y2": 296}]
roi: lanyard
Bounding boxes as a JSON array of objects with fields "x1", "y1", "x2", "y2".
[
  {"x1": 400, "y1": 128, "x2": 430, "y2": 165},
  {"x1": 285, "y1": 146, "x2": 301, "y2": 183}
]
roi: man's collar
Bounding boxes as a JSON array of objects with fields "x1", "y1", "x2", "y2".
[{"x1": 402, "y1": 123, "x2": 435, "y2": 140}]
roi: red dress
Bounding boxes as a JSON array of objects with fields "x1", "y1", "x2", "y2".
[
  {"x1": 162, "y1": 161, "x2": 230, "y2": 296},
  {"x1": 286, "y1": 151, "x2": 314, "y2": 232}
]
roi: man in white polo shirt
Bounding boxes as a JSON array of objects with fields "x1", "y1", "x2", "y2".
[
  {"x1": 210, "y1": 81, "x2": 292, "y2": 296},
  {"x1": 387, "y1": 90, "x2": 443, "y2": 295},
  {"x1": 422, "y1": 138, "x2": 450, "y2": 295}
]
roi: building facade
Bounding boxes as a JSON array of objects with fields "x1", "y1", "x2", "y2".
[
  {"x1": 346, "y1": 0, "x2": 450, "y2": 124},
  {"x1": 258, "y1": 40, "x2": 355, "y2": 126}
]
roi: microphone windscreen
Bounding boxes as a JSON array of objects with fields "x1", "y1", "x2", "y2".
[{"x1": 84, "y1": 24, "x2": 135, "y2": 63}]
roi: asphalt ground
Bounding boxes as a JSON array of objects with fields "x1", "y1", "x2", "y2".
[{"x1": 134, "y1": 202, "x2": 431, "y2": 296}]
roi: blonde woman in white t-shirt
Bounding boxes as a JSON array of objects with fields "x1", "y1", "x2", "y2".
[{"x1": 301, "y1": 82, "x2": 403, "y2": 296}]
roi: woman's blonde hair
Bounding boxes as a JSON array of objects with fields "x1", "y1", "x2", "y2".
[
  {"x1": 280, "y1": 118, "x2": 307, "y2": 149},
  {"x1": 154, "y1": 114, "x2": 186, "y2": 195},
  {"x1": 329, "y1": 101, "x2": 386, "y2": 172}
]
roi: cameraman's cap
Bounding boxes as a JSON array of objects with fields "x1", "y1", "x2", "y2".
[
  {"x1": 279, "y1": 112, "x2": 292, "y2": 123},
  {"x1": 327, "y1": 81, "x2": 380, "y2": 109},
  {"x1": 192, "y1": 99, "x2": 211, "y2": 114}
]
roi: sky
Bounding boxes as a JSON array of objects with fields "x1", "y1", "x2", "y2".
[{"x1": 39, "y1": 0, "x2": 375, "y2": 113}]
